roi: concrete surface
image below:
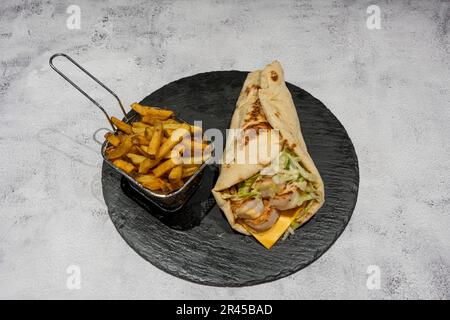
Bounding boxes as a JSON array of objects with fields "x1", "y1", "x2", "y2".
[{"x1": 0, "y1": 0, "x2": 449, "y2": 299}]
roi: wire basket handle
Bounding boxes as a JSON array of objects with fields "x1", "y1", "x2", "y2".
[{"x1": 49, "y1": 53, "x2": 127, "y2": 130}]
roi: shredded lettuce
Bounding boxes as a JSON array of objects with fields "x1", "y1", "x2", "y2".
[
  {"x1": 222, "y1": 148, "x2": 317, "y2": 202},
  {"x1": 237, "y1": 174, "x2": 258, "y2": 194},
  {"x1": 222, "y1": 174, "x2": 260, "y2": 201},
  {"x1": 221, "y1": 190, "x2": 259, "y2": 201},
  {"x1": 295, "y1": 177, "x2": 307, "y2": 191},
  {"x1": 290, "y1": 200, "x2": 315, "y2": 230},
  {"x1": 280, "y1": 150, "x2": 290, "y2": 170},
  {"x1": 283, "y1": 150, "x2": 316, "y2": 182},
  {"x1": 297, "y1": 192, "x2": 317, "y2": 205},
  {"x1": 290, "y1": 221, "x2": 301, "y2": 230},
  {"x1": 260, "y1": 149, "x2": 316, "y2": 182}
]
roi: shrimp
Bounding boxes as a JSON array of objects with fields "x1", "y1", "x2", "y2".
[
  {"x1": 244, "y1": 201, "x2": 280, "y2": 232},
  {"x1": 253, "y1": 176, "x2": 284, "y2": 198},
  {"x1": 270, "y1": 191, "x2": 300, "y2": 210},
  {"x1": 231, "y1": 197, "x2": 265, "y2": 219}
]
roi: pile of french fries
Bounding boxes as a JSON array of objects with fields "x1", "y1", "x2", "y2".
[{"x1": 105, "y1": 103, "x2": 209, "y2": 194}]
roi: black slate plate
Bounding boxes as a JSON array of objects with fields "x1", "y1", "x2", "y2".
[{"x1": 102, "y1": 71, "x2": 359, "y2": 287}]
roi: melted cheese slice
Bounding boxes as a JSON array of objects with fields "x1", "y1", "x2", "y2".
[{"x1": 245, "y1": 207, "x2": 300, "y2": 249}]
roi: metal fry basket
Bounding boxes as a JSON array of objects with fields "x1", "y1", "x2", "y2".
[{"x1": 49, "y1": 53, "x2": 210, "y2": 212}]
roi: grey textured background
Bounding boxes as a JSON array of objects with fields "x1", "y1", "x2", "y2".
[{"x1": 0, "y1": 0, "x2": 449, "y2": 299}]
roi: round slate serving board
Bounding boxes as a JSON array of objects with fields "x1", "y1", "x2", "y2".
[{"x1": 102, "y1": 71, "x2": 359, "y2": 287}]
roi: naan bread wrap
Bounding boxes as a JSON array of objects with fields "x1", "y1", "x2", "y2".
[{"x1": 213, "y1": 61, "x2": 325, "y2": 248}]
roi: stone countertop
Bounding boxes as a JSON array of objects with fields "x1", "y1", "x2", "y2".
[{"x1": 0, "y1": 0, "x2": 448, "y2": 299}]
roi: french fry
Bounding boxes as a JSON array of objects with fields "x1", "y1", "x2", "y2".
[
  {"x1": 190, "y1": 125, "x2": 203, "y2": 134},
  {"x1": 113, "y1": 159, "x2": 135, "y2": 174},
  {"x1": 141, "y1": 115, "x2": 177, "y2": 125},
  {"x1": 173, "y1": 143, "x2": 185, "y2": 155},
  {"x1": 106, "y1": 103, "x2": 207, "y2": 194},
  {"x1": 141, "y1": 116, "x2": 160, "y2": 125},
  {"x1": 148, "y1": 121, "x2": 162, "y2": 159},
  {"x1": 165, "y1": 180, "x2": 184, "y2": 192},
  {"x1": 142, "y1": 180, "x2": 165, "y2": 191},
  {"x1": 104, "y1": 132, "x2": 120, "y2": 147},
  {"x1": 165, "y1": 129, "x2": 174, "y2": 137},
  {"x1": 153, "y1": 158, "x2": 180, "y2": 178},
  {"x1": 183, "y1": 164, "x2": 200, "y2": 170},
  {"x1": 137, "y1": 145, "x2": 149, "y2": 155},
  {"x1": 128, "y1": 145, "x2": 140, "y2": 154},
  {"x1": 136, "y1": 174, "x2": 165, "y2": 191},
  {"x1": 131, "y1": 134, "x2": 150, "y2": 146},
  {"x1": 130, "y1": 102, "x2": 146, "y2": 115},
  {"x1": 172, "y1": 128, "x2": 191, "y2": 142},
  {"x1": 139, "y1": 158, "x2": 157, "y2": 174},
  {"x1": 126, "y1": 153, "x2": 147, "y2": 165},
  {"x1": 168, "y1": 165, "x2": 182, "y2": 183},
  {"x1": 162, "y1": 122, "x2": 191, "y2": 132},
  {"x1": 131, "y1": 127, "x2": 146, "y2": 134},
  {"x1": 132, "y1": 122, "x2": 151, "y2": 129},
  {"x1": 131, "y1": 102, "x2": 173, "y2": 119},
  {"x1": 137, "y1": 146, "x2": 162, "y2": 166},
  {"x1": 107, "y1": 137, "x2": 133, "y2": 159},
  {"x1": 157, "y1": 133, "x2": 183, "y2": 159},
  {"x1": 144, "y1": 127, "x2": 154, "y2": 140},
  {"x1": 111, "y1": 117, "x2": 132, "y2": 134},
  {"x1": 182, "y1": 166, "x2": 198, "y2": 178},
  {"x1": 136, "y1": 174, "x2": 157, "y2": 184}
]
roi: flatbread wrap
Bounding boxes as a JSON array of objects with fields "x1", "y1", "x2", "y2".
[{"x1": 212, "y1": 61, "x2": 325, "y2": 249}]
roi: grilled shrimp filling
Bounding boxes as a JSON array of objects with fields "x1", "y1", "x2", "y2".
[
  {"x1": 244, "y1": 201, "x2": 280, "y2": 232},
  {"x1": 231, "y1": 198, "x2": 265, "y2": 220},
  {"x1": 223, "y1": 148, "x2": 320, "y2": 234}
]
